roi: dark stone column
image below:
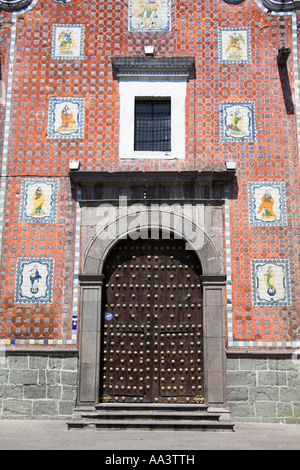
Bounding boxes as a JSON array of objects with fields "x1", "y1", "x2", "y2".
[
  {"x1": 77, "y1": 275, "x2": 104, "y2": 405},
  {"x1": 201, "y1": 275, "x2": 227, "y2": 407}
]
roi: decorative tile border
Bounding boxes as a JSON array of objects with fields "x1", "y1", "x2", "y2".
[
  {"x1": 47, "y1": 97, "x2": 85, "y2": 139},
  {"x1": 51, "y1": 24, "x2": 85, "y2": 60},
  {"x1": 224, "y1": 185, "x2": 234, "y2": 346},
  {"x1": 218, "y1": 28, "x2": 251, "y2": 64},
  {"x1": 229, "y1": 339, "x2": 300, "y2": 348},
  {"x1": 19, "y1": 178, "x2": 58, "y2": 224},
  {"x1": 254, "y1": 0, "x2": 288, "y2": 14},
  {"x1": 251, "y1": 259, "x2": 292, "y2": 307},
  {"x1": 71, "y1": 185, "x2": 81, "y2": 345},
  {"x1": 16, "y1": 0, "x2": 40, "y2": 13},
  {"x1": 220, "y1": 101, "x2": 256, "y2": 142},
  {"x1": 15, "y1": 257, "x2": 54, "y2": 306},
  {"x1": 128, "y1": 0, "x2": 171, "y2": 32},
  {"x1": 0, "y1": 13, "x2": 18, "y2": 264},
  {"x1": 291, "y1": 12, "x2": 300, "y2": 167},
  {"x1": 248, "y1": 181, "x2": 287, "y2": 226}
]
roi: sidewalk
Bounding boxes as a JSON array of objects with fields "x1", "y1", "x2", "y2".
[{"x1": 0, "y1": 420, "x2": 299, "y2": 450}]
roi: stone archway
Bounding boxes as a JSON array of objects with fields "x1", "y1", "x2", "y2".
[
  {"x1": 82, "y1": 206, "x2": 224, "y2": 278},
  {"x1": 77, "y1": 210, "x2": 228, "y2": 413}
]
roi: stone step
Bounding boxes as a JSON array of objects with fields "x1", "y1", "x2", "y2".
[
  {"x1": 67, "y1": 403, "x2": 235, "y2": 431},
  {"x1": 95, "y1": 402, "x2": 209, "y2": 413},
  {"x1": 80, "y1": 410, "x2": 222, "y2": 421},
  {"x1": 67, "y1": 419, "x2": 235, "y2": 432}
]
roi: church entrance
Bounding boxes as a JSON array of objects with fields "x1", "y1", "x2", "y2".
[{"x1": 100, "y1": 235, "x2": 203, "y2": 404}]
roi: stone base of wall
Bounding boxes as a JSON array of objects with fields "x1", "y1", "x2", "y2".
[
  {"x1": 1, "y1": 351, "x2": 300, "y2": 423},
  {"x1": 227, "y1": 353, "x2": 300, "y2": 424},
  {"x1": 0, "y1": 351, "x2": 78, "y2": 420}
]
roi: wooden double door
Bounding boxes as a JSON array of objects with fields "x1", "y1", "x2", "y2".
[{"x1": 101, "y1": 236, "x2": 203, "y2": 404}]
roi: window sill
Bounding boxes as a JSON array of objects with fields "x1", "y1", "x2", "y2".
[{"x1": 120, "y1": 151, "x2": 184, "y2": 160}]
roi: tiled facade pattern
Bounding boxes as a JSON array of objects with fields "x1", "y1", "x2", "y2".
[{"x1": 0, "y1": 0, "x2": 299, "y2": 352}]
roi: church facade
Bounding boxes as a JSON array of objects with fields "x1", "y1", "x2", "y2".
[{"x1": 0, "y1": 0, "x2": 299, "y2": 423}]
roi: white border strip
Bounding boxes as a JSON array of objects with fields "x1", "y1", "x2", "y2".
[
  {"x1": 0, "y1": 12, "x2": 17, "y2": 262},
  {"x1": 71, "y1": 185, "x2": 81, "y2": 345},
  {"x1": 224, "y1": 185, "x2": 234, "y2": 345}
]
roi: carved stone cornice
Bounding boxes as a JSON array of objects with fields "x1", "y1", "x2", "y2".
[
  {"x1": 111, "y1": 56, "x2": 196, "y2": 81},
  {"x1": 69, "y1": 170, "x2": 236, "y2": 206},
  {"x1": 69, "y1": 170, "x2": 236, "y2": 187}
]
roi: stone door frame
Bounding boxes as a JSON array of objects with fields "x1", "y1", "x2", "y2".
[
  {"x1": 77, "y1": 217, "x2": 227, "y2": 411},
  {"x1": 70, "y1": 170, "x2": 235, "y2": 416}
]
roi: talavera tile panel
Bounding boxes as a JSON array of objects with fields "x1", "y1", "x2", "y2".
[
  {"x1": 251, "y1": 259, "x2": 292, "y2": 307},
  {"x1": 19, "y1": 178, "x2": 58, "y2": 224},
  {"x1": 220, "y1": 101, "x2": 256, "y2": 142},
  {"x1": 218, "y1": 28, "x2": 251, "y2": 64},
  {"x1": 128, "y1": 0, "x2": 171, "y2": 32},
  {"x1": 51, "y1": 24, "x2": 85, "y2": 60},
  {"x1": 248, "y1": 181, "x2": 287, "y2": 226},
  {"x1": 47, "y1": 97, "x2": 85, "y2": 139},
  {"x1": 15, "y1": 257, "x2": 54, "y2": 306}
]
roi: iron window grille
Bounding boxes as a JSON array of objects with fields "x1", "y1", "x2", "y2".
[{"x1": 134, "y1": 97, "x2": 171, "y2": 152}]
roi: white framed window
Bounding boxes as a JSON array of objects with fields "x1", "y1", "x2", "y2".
[
  {"x1": 119, "y1": 80, "x2": 187, "y2": 160},
  {"x1": 134, "y1": 97, "x2": 171, "y2": 152},
  {"x1": 112, "y1": 57, "x2": 195, "y2": 160}
]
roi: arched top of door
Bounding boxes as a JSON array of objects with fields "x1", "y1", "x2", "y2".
[{"x1": 83, "y1": 213, "x2": 224, "y2": 278}]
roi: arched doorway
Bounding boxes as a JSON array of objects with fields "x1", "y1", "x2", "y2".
[
  {"x1": 77, "y1": 208, "x2": 228, "y2": 413},
  {"x1": 100, "y1": 235, "x2": 203, "y2": 404}
]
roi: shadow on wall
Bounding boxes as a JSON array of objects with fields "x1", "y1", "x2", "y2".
[{"x1": 277, "y1": 47, "x2": 294, "y2": 116}]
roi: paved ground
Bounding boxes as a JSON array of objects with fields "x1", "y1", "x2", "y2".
[{"x1": 0, "y1": 420, "x2": 299, "y2": 451}]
